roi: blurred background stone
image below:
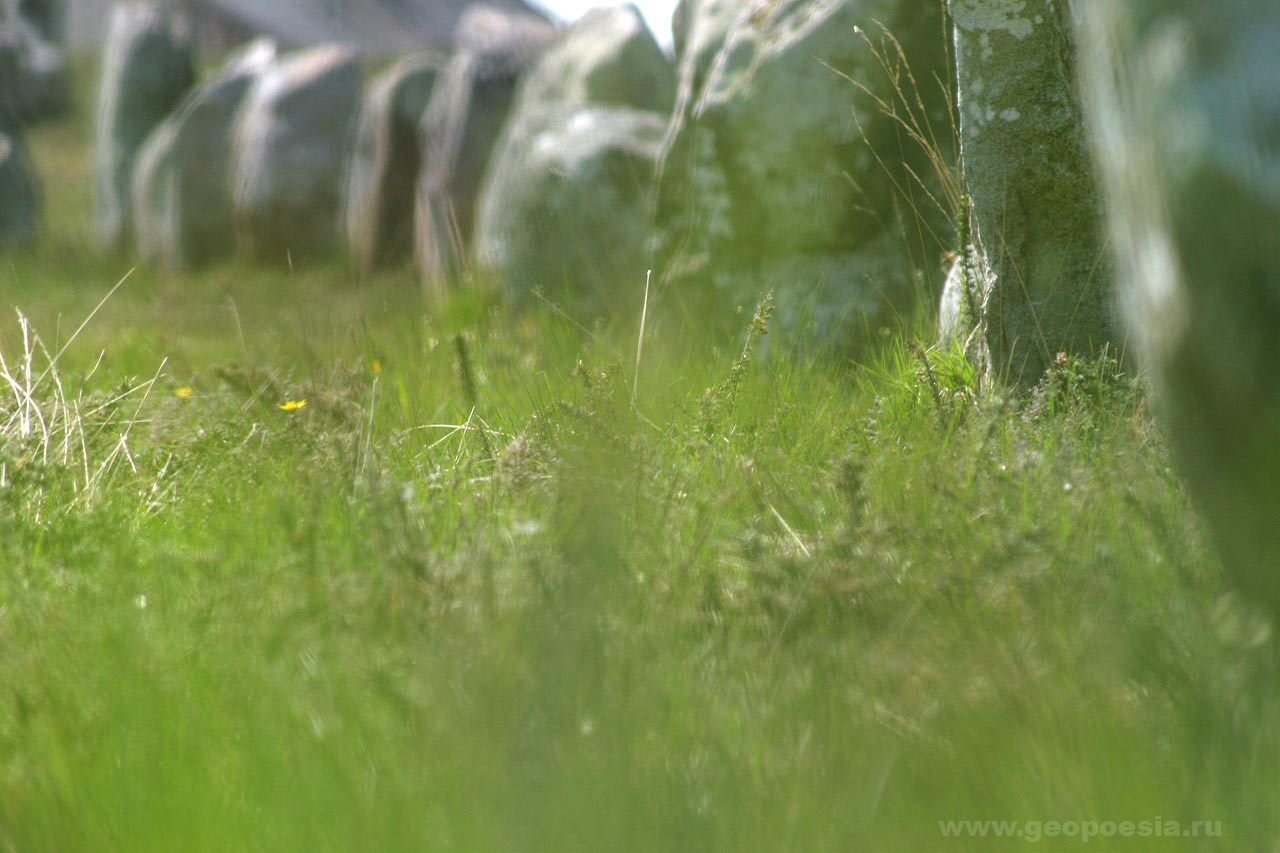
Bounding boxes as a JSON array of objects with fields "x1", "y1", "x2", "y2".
[
  {"x1": 92, "y1": 1, "x2": 194, "y2": 252},
  {"x1": 131, "y1": 38, "x2": 276, "y2": 269},
  {"x1": 345, "y1": 53, "x2": 443, "y2": 272},
  {"x1": 415, "y1": 5, "x2": 556, "y2": 290},
  {"x1": 231, "y1": 44, "x2": 362, "y2": 264}
]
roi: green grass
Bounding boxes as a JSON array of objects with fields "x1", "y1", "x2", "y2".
[{"x1": 0, "y1": 88, "x2": 1275, "y2": 852}]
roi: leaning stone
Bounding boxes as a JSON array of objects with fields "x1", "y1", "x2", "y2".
[
  {"x1": 344, "y1": 53, "x2": 442, "y2": 272},
  {"x1": 132, "y1": 38, "x2": 276, "y2": 270},
  {"x1": 415, "y1": 6, "x2": 555, "y2": 291},
  {"x1": 474, "y1": 106, "x2": 665, "y2": 306},
  {"x1": 947, "y1": 0, "x2": 1117, "y2": 386},
  {"x1": 1079, "y1": 0, "x2": 1280, "y2": 615},
  {"x1": 92, "y1": 2, "x2": 194, "y2": 252},
  {"x1": 231, "y1": 44, "x2": 362, "y2": 265}
]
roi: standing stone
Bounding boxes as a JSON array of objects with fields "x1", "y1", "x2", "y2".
[
  {"x1": 943, "y1": 0, "x2": 1116, "y2": 385},
  {"x1": 656, "y1": 0, "x2": 748, "y2": 305},
  {"x1": 515, "y1": 3, "x2": 674, "y2": 115},
  {"x1": 470, "y1": 3, "x2": 672, "y2": 302},
  {"x1": 345, "y1": 53, "x2": 441, "y2": 272},
  {"x1": 669, "y1": 0, "x2": 744, "y2": 98},
  {"x1": 131, "y1": 39, "x2": 276, "y2": 270},
  {"x1": 231, "y1": 44, "x2": 362, "y2": 265},
  {"x1": 0, "y1": 110, "x2": 38, "y2": 246},
  {"x1": 654, "y1": 0, "x2": 951, "y2": 350},
  {"x1": 1078, "y1": 0, "x2": 1280, "y2": 614},
  {"x1": 93, "y1": 2, "x2": 194, "y2": 253},
  {"x1": 474, "y1": 107, "x2": 665, "y2": 306},
  {"x1": 415, "y1": 6, "x2": 555, "y2": 292}
]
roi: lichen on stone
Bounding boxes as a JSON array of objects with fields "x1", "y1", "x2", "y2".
[{"x1": 951, "y1": 0, "x2": 1035, "y2": 39}]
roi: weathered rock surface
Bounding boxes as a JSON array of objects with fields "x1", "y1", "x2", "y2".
[
  {"x1": 131, "y1": 38, "x2": 276, "y2": 270},
  {"x1": 232, "y1": 44, "x2": 362, "y2": 264},
  {"x1": 654, "y1": 0, "x2": 951, "y2": 350},
  {"x1": 415, "y1": 6, "x2": 555, "y2": 290},
  {"x1": 475, "y1": 106, "x2": 664, "y2": 304},
  {"x1": 516, "y1": 3, "x2": 673, "y2": 115},
  {"x1": 0, "y1": 7, "x2": 70, "y2": 122},
  {"x1": 0, "y1": 111, "x2": 38, "y2": 245},
  {"x1": 1079, "y1": 0, "x2": 1280, "y2": 613},
  {"x1": 468, "y1": 4, "x2": 672, "y2": 302},
  {"x1": 345, "y1": 53, "x2": 441, "y2": 272},
  {"x1": 660, "y1": 0, "x2": 749, "y2": 241},
  {"x1": 92, "y1": 2, "x2": 194, "y2": 252},
  {"x1": 945, "y1": 0, "x2": 1116, "y2": 384},
  {"x1": 669, "y1": 0, "x2": 743, "y2": 98}
]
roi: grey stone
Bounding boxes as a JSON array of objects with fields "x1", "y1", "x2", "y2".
[
  {"x1": 231, "y1": 44, "x2": 362, "y2": 264},
  {"x1": 92, "y1": 2, "x2": 194, "y2": 252},
  {"x1": 415, "y1": 6, "x2": 555, "y2": 291},
  {"x1": 0, "y1": 112, "x2": 38, "y2": 246},
  {"x1": 344, "y1": 53, "x2": 442, "y2": 272},
  {"x1": 947, "y1": 0, "x2": 1117, "y2": 385},
  {"x1": 131, "y1": 38, "x2": 276, "y2": 270},
  {"x1": 1078, "y1": 0, "x2": 1280, "y2": 613},
  {"x1": 659, "y1": 0, "x2": 746, "y2": 236},
  {"x1": 465, "y1": 4, "x2": 673, "y2": 304},
  {"x1": 654, "y1": 0, "x2": 951, "y2": 350},
  {"x1": 516, "y1": 4, "x2": 673, "y2": 115},
  {"x1": 669, "y1": 0, "x2": 743, "y2": 99},
  {"x1": 474, "y1": 106, "x2": 665, "y2": 306}
]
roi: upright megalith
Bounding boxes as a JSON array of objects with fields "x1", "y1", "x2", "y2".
[
  {"x1": 93, "y1": 2, "x2": 194, "y2": 253},
  {"x1": 943, "y1": 0, "x2": 1116, "y2": 385},
  {"x1": 345, "y1": 53, "x2": 442, "y2": 272},
  {"x1": 472, "y1": 3, "x2": 673, "y2": 303},
  {"x1": 654, "y1": 0, "x2": 952, "y2": 349},
  {"x1": 232, "y1": 44, "x2": 362, "y2": 265},
  {"x1": 669, "y1": 0, "x2": 743, "y2": 100},
  {"x1": 1078, "y1": 0, "x2": 1280, "y2": 615},
  {"x1": 0, "y1": 110, "x2": 39, "y2": 246},
  {"x1": 131, "y1": 39, "x2": 276, "y2": 270},
  {"x1": 415, "y1": 6, "x2": 555, "y2": 291},
  {"x1": 475, "y1": 107, "x2": 666, "y2": 307}
]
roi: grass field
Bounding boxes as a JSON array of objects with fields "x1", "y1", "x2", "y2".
[{"x1": 1, "y1": 77, "x2": 1276, "y2": 851}]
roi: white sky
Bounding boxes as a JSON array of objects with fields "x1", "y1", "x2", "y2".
[{"x1": 530, "y1": 0, "x2": 681, "y2": 49}]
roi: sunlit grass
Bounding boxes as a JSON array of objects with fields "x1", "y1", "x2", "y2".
[{"x1": 0, "y1": 78, "x2": 1271, "y2": 853}]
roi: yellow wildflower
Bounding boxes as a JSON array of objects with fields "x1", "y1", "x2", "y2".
[
  {"x1": 175, "y1": 387, "x2": 194, "y2": 399},
  {"x1": 370, "y1": 359, "x2": 383, "y2": 375},
  {"x1": 278, "y1": 399, "x2": 307, "y2": 412}
]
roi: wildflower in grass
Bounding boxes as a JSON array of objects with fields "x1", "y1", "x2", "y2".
[
  {"x1": 370, "y1": 359, "x2": 383, "y2": 375},
  {"x1": 175, "y1": 387, "x2": 193, "y2": 399},
  {"x1": 279, "y1": 400, "x2": 307, "y2": 412}
]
